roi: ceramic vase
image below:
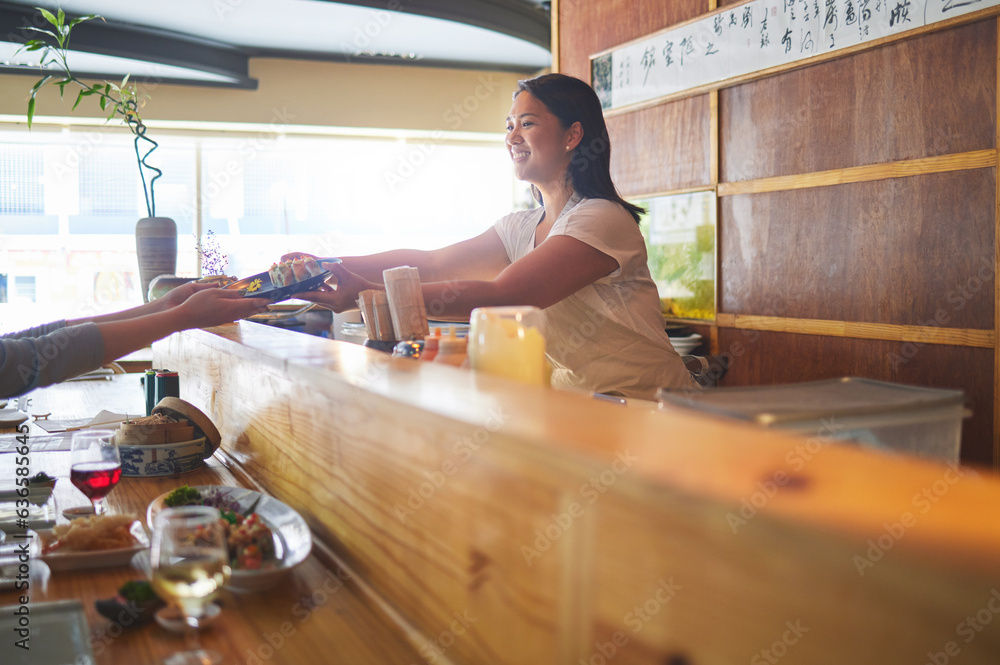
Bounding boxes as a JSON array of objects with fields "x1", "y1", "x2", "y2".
[{"x1": 135, "y1": 217, "x2": 177, "y2": 303}]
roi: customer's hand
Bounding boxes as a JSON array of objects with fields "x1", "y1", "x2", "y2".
[
  {"x1": 155, "y1": 281, "x2": 214, "y2": 311},
  {"x1": 296, "y1": 262, "x2": 377, "y2": 313},
  {"x1": 176, "y1": 288, "x2": 270, "y2": 329}
]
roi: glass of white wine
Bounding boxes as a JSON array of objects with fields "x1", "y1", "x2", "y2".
[{"x1": 151, "y1": 506, "x2": 231, "y2": 665}]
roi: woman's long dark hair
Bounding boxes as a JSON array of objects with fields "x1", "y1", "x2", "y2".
[{"x1": 514, "y1": 73, "x2": 644, "y2": 224}]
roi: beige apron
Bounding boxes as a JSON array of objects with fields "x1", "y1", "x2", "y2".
[{"x1": 543, "y1": 292, "x2": 699, "y2": 400}]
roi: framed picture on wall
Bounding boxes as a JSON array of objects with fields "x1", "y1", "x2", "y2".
[{"x1": 633, "y1": 190, "x2": 716, "y2": 321}]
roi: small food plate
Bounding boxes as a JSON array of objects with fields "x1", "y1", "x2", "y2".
[
  {"x1": 0, "y1": 408, "x2": 28, "y2": 427},
  {"x1": 155, "y1": 602, "x2": 222, "y2": 632},
  {"x1": 225, "y1": 257, "x2": 341, "y2": 304},
  {"x1": 62, "y1": 505, "x2": 96, "y2": 520},
  {"x1": 247, "y1": 301, "x2": 318, "y2": 323},
  {"x1": 0, "y1": 600, "x2": 95, "y2": 665},
  {"x1": 39, "y1": 520, "x2": 149, "y2": 572},
  {"x1": 0, "y1": 485, "x2": 54, "y2": 504},
  {"x1": 147, "y1": 486, "x2": 312, "y2": 593}
]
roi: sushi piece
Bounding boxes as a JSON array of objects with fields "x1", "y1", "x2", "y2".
[
  {"x1": 268, "y1": 261, "x2": 295, "y2": 287},
  {"x1": 291, "y1": 258, "x2": 311, "y2": 282},
  {"x1": 268, "y1": 257, "x2": 325, "y2": 288},
  {"x1": 302, "y1": 257, "x2": 326, "y2": 278}
]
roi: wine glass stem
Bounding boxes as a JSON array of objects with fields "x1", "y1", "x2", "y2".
[
  {"x1": 92, "y1": 498, "x2": 105, "y2": 515},
  {"x1": 183, "y1": 614, "x2": 201, "y2": 653}
]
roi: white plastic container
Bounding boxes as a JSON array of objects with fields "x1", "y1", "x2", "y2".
[
  {"x1": 340, "y1": 321, "x2": 369, "y2": 345},
  {"x1": 657, "y1": 377, "x2": 968, "y2": 463}
]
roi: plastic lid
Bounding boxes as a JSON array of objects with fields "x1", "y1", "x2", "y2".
[{"x1": 658, "y1": 377, "x2": 965, "y2": 425}]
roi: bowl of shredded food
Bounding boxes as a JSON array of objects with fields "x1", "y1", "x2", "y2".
[
  {"x1": 147, "y1": 485, "x2": 311, "y2": 592},
  {"x1": 116, "y1": 398, "x2": 222, "y2": 477}
]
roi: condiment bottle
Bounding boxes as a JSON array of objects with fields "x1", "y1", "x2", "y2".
[
  {"x1": 421, "y1": 327, "x2": 441, "y2": 362},
  {"x1": 154, "y1": 370, "x2": 180, "y2": 406},
  {"x1": 433, "y1": 327, "x2": 467, "y2": 367}
]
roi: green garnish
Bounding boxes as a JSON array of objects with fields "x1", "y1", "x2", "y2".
[
  {"x1": 118, "y1": 581, "x2": 159, "y2": 603},
  {"x1": 163, "y1": 485, "x2": 203, "y2": 507},
  {"x1": 220, "y1": 510, "x2": 238, "y2": 525}
]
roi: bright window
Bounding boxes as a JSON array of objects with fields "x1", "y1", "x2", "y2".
[{"x1": 0, "y1": 125, "x2": 526, "y2": 331}]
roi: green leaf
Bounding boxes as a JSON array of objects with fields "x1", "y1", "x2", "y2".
[
  {"x1": 22, "y1": 26, "x2": 56, "y2": 38},
  {"x1": 30, "y1": 74, "x2": 52, "y2": 95},
  {"x1": 38, "y1": 8, "x2": 57, "y2": 27},
  {"x1": 26, "y1": 97, "x2": 35, "y2": 128},
  {"x1": 57, "y1": 79, "x2": 67, "y2": 98},
  {"x1": 99, "y1": 95, "x2": 106, "y2": 111},
  {"x1": 71, "y1": 90, "x2": 85, "y2": 111},
  {"x1": 121, "y1": 73, "x2": 130, "y2": 87},
  {"x1": 69, "y1": 14, "x2": 101, "y2": 28},
  {"x1": 56, "y1": 8, "x2": 64, "y2": 26}
]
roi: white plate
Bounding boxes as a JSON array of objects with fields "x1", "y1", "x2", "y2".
[
  {"x1": 147, "y1": 486, "x2": 312, "y2": 593},
  {"x1": 669, "y1": 333, "x2": 703, "y2": 354},
  {"x1": 39, "y1": 520, "x2": 149, "y2": 572},
  {"x1": 0, "y1": 600, "x2": 94, "y2": 665},
  {"x1": 668, "y1": 333, "x2": 703, "y2": 342},
  {"x1": 0, "y1": 409, "x2": 28, "y2": 427},
  {"x1": 62, "y1": 505, "x2": 96, "y2": 520}
]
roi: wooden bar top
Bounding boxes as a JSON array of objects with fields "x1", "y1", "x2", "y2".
[
  {"x1": 153, "y1": 322, "x2": 1000, "y2": 664},
  {"x1": 0, "y1": 374, "x2": 424, "y2": 664}
]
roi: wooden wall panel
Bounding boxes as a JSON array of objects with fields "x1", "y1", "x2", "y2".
[
  {"x1": 608, "y1": 96, "x2": 712, "y2": 195},
  {"x1": 558, "y1": 3, "x2": 1000, "y2": 467},
  {"x1": 720, "y1": 20, "x2": 996, "y2": 182},
  {"x1": 716, "y1": 329, "x2": 994, "y2": 467},
  {"x1": 720, "y1": 169, "x2": 996, "y2": 329},
  {"x1": 558, "y1": 0, "x2": 706, "y2": 82}
]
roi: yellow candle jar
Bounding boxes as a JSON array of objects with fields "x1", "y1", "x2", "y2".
[{"x1": 468, "y1": 306, "x2": 548, "y2": 386}]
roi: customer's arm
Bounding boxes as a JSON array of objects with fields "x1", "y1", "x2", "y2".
[
  {"x1": 0, "y1": 324, "x2": 104, "y2": 398},
  {"x1": 0, "y1": 289, "x2": 267, "y2": 398},
  {"x1": 93, "y1": 288, "x2": 268, "y2": 364},
  {"x1": 64, "y1": 282, "x2": 214, "y2": 327}
]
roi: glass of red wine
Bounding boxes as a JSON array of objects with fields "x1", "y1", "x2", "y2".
[{"x1": 69, "y1": 429, "x2": 122, "y2": 515}]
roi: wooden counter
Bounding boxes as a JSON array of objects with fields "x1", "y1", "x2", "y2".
[
  {"x1": 0, "y1": 375, "x2": 423, "y2": 664},
  {"x1": 157, "y1": 322, "x2": 1000, "y2": 665}
]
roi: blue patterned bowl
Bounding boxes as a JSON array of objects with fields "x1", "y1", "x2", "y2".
[{"x1": 119, "y1": 437, "x2": 210, "y2": 477}]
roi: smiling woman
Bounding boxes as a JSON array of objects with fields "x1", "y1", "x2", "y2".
[{"x1": 292, "y1": 73, "x2": 697, "y2": 399}]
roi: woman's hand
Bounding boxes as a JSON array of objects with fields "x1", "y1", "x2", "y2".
[
  {"x1": 280, "y1": 251, "x2": 317, "y2": 262},
  {"x1": 296, "y1": 262, "x2": 379, "y2": 313},
  {"x1": 175, "y1": 288, "x2": 271, "y2": 328}
]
